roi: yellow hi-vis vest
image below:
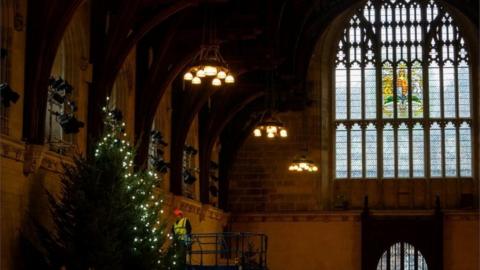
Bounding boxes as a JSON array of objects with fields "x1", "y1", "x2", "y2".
[{"x1": 173, "y1": 217, "x2": 188, "y2": 239}]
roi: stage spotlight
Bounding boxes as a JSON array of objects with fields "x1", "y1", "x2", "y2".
[
  {"x1": 50, "y1": 77, "x2": 65, "y2": 89},
  {"x1": 68, "y1": 101, "x2": 78, "y2": 112},
  {"x1": 183, "y1": 171, "x2": 196, "y2": 184},
  {"x1": 210, "y1": 161, "x2": 219, "y2": 170},
  {"x1": 57, "y1": 114, "x2": 85, "y2": 134},
  {"x1": 63, "y1": 82, "x2": 73, "y2": 94},
  {"x1": 151, "y1": 130, "x2": 168, "y2": 146},
  {"x1": 151, "y1": 158, "x2": 169, "y2": 174},
  {"x1": 185, "y1": 145, "x2": 198, "y2": 155},
  {"x1": 50, "y1": 92, "x2": 65, "y2": 104},
  {"x1": 0, "y1": 83, "x2": 20, "y2": 107},
  {"x1": 209, "y1": 185, "x2": 218, "y2": 197}
]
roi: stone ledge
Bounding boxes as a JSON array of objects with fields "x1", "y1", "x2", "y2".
[
  {"x1": 0, "y1": 134, "x2": 25, "y2": 162},
  {"x1": 1, "y1": 134, "x2": 75, "y2": 174},
  {"x1": 231, "y1": 210, "x2": 479, "y2": 223},
  {"x1": 164, "y1": 194, "x2": 229, "y2": 225}
]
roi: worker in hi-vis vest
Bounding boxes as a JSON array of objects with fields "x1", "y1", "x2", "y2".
[{"x1": 172, "y1": 208, "x2": 192, "y2": 243}]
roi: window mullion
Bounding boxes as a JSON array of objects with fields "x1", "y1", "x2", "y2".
[
  {"x1": 394, "y1": 124, "x2": 399, "y2": 178},
  {"x1": 392, "y1": 7, "x2": 399, "y2": 178},
  {"x1": 409, "y1": 124, "x2": 414, "y2": 178},
  {"x1": 347, "y1": 48, "x2": 352, "y2": 178},
  {"x1": 406, "y1": 7, "x2": 414, "y2": 179},
  {"x1": 375, "y1": 2, "x2": 383, "y2": 180},
  {"x1": 347, "y1": 124, "x2": 352, "y2": 178},
  {"x1": 362, "y1": 124, "x2": 366, "y2": 178},
  {"x1": 392, "y1": 7, "x2": 398, "y2": 122},
  {"x1": 407, "y1": 2, "x2": 413, "y2": 120},
  {"x1": 439, "y1": 65, "x2": 446, "y2": 177},
  {"x1": 421, "y1": 2, "x2": 431, "y2": 180},
  {"x1": 454, "y1": 40, "x2": 461, "y2": 177},
  {"x1": 362, "y1": 41, "x2": 367, "y2": 177}
]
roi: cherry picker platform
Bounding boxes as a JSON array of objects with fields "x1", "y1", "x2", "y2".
[{"x1": 185, "y1": 232, "x2": 268, "y2": 270}]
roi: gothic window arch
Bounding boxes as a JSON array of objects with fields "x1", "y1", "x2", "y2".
[
  {"x1": 334, "y1": 0, "x2": 473, "y2": 179},
  {"x1": 377, "y1": 242, "x2": 428, "y2": 270}
]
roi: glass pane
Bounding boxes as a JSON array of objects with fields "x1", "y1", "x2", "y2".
[
  {"x1": 350, "y1": 64, "x2": 362, "y2": 119},
  {"x1": 390, "y1": 242, "x2": 402, "y2": 269},
  {"x1": 397, "y1": 63, "x2": 409, "y2": 118},
  {"x1": 404, "y1": 243, "x2": 416, "y2": 270},
  {"x1": 412, "y1": 62, "x2": 424, "y2": 118},
  {"x1": 443, "y1": 63, "x2": 456, "y2": 118},
  {"x1": 336, "y1": 124, "x2": 348, "y2": 178},
  {"x1": 383, "y1": 123, "x2": 395, "y2": 177},
  {"x1": 351, "y1": 124, "x2": 363, "y2": 177},
  {"x1": 365, "y1": 65, "x2": 377, "y2": 119},
  {"x1": 336, "y1": 66, "x2": 348, "y2": 120},
  {"x1": 430, "y1": 122, "x2": 442, "y2": 177},
  {"x1": 429, "y1": 63, "x2": 441, "y2": 118},
  {"x1": 418, "y1": 249, "x2": 428, "y2": 270},
  {"x1": 412, "y1": 124, "x2": 425, "y2": 177},
  {"x1": 444, "y1": 122, "x2": 457, "y2": 176},
  {"x1": 459, "y1": 122, "x2": 472, "y2": 177},
  {"x1": 377, "y1": 251, "x2": 388, "y2": 270},
  {"x1": 366, "y1": 124, "x2": 377, "y2": 177},
  {"x1": 458, "y1": 62, "x2": 471, "y2": 118},
  {"x1": 383, "y1": 63, "x2": 394, "y2": 118},
  {"x1": 398, "y1": 123, "x2": 410, "y2": 177}
]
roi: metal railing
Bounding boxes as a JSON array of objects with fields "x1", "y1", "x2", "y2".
[{"x1": 186, "y1": 232, "x2": 268, "y2": 270}]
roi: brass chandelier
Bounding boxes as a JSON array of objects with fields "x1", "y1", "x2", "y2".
[
  {"x1": 183, "y1": 44, "x2": 234, "y2": 87},
  {"x1": 288, "y1": 102, "x2": 318, "y2": 173},
  {"x1": 253, "y1": 113, "x2": 287, "y2": 138},
  {"x1": 252, "y1": 70, "x2": 287, "y2": 139},
  {"x1": 182, "y1": 5, "x2": 234, "y2": 87},
  {"x1": 288, "y1": 155, "x2": 318, "y2": 172}
]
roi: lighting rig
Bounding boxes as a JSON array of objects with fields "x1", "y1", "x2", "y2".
[
  {"x1": 149, "y1": 130, "x2": 169, "y2": 174},
  {"x1": 47, "y1": 77, "x2": 84, "y2": 135}
]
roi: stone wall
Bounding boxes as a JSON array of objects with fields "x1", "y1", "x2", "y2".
[{"x1": 231, "y1": 212, "x2": 479, "y2": 270}]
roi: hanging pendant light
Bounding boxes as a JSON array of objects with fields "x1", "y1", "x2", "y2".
[
  {"x1": 287, "y1": 98, "x2": 318, "y2": 172},
  {"x1": 288, "y1": 155, "x2": 318, "y2": 172},
  {"x1": 183, "y1": 45, "x2": 234, "y2": 87},
  {"x1": 182, "y1": 6, "x2": 234, "y2": 87},
  {"x1": 253, "y1": 114, "x2": 288, "y2": 139},
  {"x1": 252, "y1": 69, "x2": 287, "y2": 139}
]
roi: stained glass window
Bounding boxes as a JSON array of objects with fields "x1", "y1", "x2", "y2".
[
  {"x1": 377, "y1": 242, "x2": 428, "y2": 270},
  {"x1": 334, "y1": 0, "x2": 473, "y2": 179}
]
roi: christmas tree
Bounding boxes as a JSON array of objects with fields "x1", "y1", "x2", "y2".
[{"x1": 27, "y1": 99, "x2": 183, "y2": 270}]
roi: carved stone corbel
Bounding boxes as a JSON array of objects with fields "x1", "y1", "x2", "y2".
[{"x1": 23, "y1": 144, "x2": 47, "y2": 175}]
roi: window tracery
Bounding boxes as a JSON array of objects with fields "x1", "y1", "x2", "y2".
[{"x1": 335, "y1": 0, "x2": 473, "y2": 179}]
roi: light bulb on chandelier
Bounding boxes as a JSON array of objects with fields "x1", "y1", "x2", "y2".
[
  {"x1": 192, "y1": 77, "x2": 201, "y2": 85},
  {"x1": 212, "y1": 78, "x2": 222, "y2": 86},
  {"x1": 184, "y1": 72, "x2": 193, "y2": 81},
  {"x1": 217, "y1": 71, "x2": 227, "y2": 79}
]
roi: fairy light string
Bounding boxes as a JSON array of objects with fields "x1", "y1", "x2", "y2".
[{"x1": 95, "y1": 97, "x2": 180, "y2": 268}]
